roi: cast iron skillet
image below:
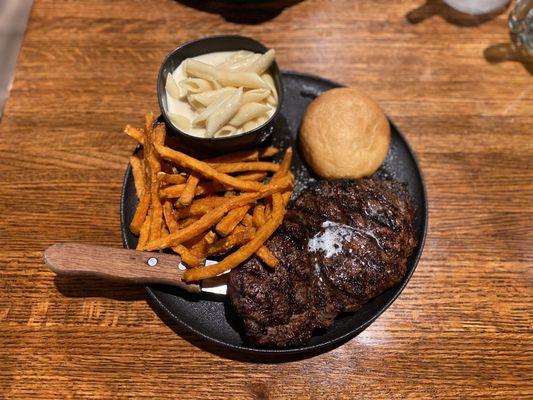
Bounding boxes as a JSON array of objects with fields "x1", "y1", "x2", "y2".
[{"x1": 120, "y1": 71, "x2": 428, "y2": 355}]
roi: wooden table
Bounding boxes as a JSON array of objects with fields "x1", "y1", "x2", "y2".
[{"x1": 1, "y1": 0, "x2": 531, "y2": 398}]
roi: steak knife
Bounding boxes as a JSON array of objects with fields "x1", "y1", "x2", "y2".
[{"x1": 43, "y1": 243, "x2": 227, "y2": 295}]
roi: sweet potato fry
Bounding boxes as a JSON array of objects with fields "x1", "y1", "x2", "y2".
[
  {"x1": 205, "y1": 147, "x2": 279, "y2": 163},
  {"x1": 143, "y1": 175, "x2": 292, "y2": 251},
  {"x1": 272, "y1": 147, "x2": 293, "y2": 183},
  {"x1": 183, "y1": 191, "x2": 286, "y2": 281},
  {"x1": 154, "y1": 144, "x2": 266, "y2": 192},
  {"x1": 158, "y1": 172, "x2": 186, "y2": 185},
  {"x1": 178, "y1": 217, "x2": 199, "y2": 228},
  {"x1": 124, "y1": 125, "x2": 145, "y2": 146},
  {"x1": 215, "y1": 205, "x2": 251, "y2": 237},
  {"x1": 264, "y1": 147, "x2": 294, "y2": 221},
  {"x1": 204, "y1": 231, "x2": 217, "y2": 244},
  {"x1": 153, "y1": 122, "x2": 165, "y2": 146},
  {"x1": 182, "y1": 231, "x2": 206, "y2": 248},
  {"x1": 191, "y1": 195, "x2": 229, "y2": 208},
  {"x1": 137, "y1": 209, "x2": 152, "y2": 250},
  {"x1": 252, "y1": 204, "x2": 265, "y2": 227},
  {"x1": 129, "y1": 132, "x2": 150, "y2": 235},
  {"x1": 242, "y1": 213, "x2": 253, "y2": 228},
  {"x1": 160, "y1": 183, "x2": 185, "y2": 199},
  {"x1": 160, "y1": 180, "x2": 240, "y2": 199},
  {"x1": 179, "y1": 174, "x2": 200, "y2": 206},
  {"x1": 144, "y1": 111, "x2": 155, "y2": 132},
  {"x1": 212, "y1": 162, "x2": 279, "y2": 174},
  {"x1": 162, "y1": 200, "x2": 178, "y2": 232},
  {"x1": 161, "y1": 176, "x2": 267, "y2": 199},
  {"x1": 162, "y1": 232, "x2": 201, "y2": 268},
  {"x1": 194, "y1": 182, "x2": 235, "y2": 196},
  {"x1": 264, "y1": 201, "x2": 272, "y2": 220},
  {"x1": 256, "y1": 246, "x2": 279, "y2": 268},
  {"x1": 235, "y1": 171, "x2": 267, "y2": 182},
  {"x1": 282, "y1": 191, "x2": 292, "y2": 206},
  {"x1": 207, "y1": 226, "x2": 255, "y2": 256},
  {"x1": 175, "y1": 196, "x2": 229, "y2": 218},
  {"x1": 129, "y1": 155, "x2": 146, "y2": 198},
  {"x1": 161, "y1": 181, "x2": 222, "y2": 199},
  {"x1": 147, "y1": 124, "x2": 165, "y2": 242},
  {"x1": 162, "y1": 200, "x2": 201, "y2": 268},
  {"x1": 130, "y1": 194, "x2": 150, "y2": 235},
  {"x1": 189, "y1": 231, "x2": 217, "y2": 259},
  {"x1": 173, "y1": 245, "x2": 202, "y2": 268}
]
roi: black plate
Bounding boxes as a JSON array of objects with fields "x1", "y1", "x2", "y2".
[{"x1": 120, "y1": 71, "x2": 428, "y2": 355}]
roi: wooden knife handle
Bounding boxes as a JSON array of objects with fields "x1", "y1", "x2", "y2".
[{"x1": 43, "y1": 243, "x2": 201, "y2": 293}]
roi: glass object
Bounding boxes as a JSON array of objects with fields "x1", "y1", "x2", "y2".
[
  {"x1": 509, "y1": 0, "x2": 533, "y2": 55},
  {"x1": 443, "y1": 0, "x2": 510, "y2": 15}
]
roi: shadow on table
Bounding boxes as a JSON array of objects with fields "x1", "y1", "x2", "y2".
[
  {"x1": 54, "y1": 275, "x2": 146, "y2": 301},
  {"x1": 174, "y1": 0, "x2": 303, "y2": 24},
  {"x1": 54, "y1": 277, "x2": 333, "y2": 362},
  {"x1": 146, "y1": 296, "x2": 340, "y2": 363},
  {"x1": 406, "y1": 0, "x2": 509, "y2": 26},
  {"x1": 484, "y1": 43, "x2": 533, "y2": 75}
]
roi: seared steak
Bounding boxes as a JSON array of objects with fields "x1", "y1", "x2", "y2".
[{"x1": 228, "y1": 178, "x2": 417, "y2": 347}]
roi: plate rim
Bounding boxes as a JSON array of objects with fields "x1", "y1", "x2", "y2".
[{"x1": 120, "y1": 70, "x2": 429, "y2": 355}]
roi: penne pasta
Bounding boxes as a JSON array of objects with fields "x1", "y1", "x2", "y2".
[
  {"x1": 208, "y1": 77, "x2": 222, "y2": 90},
  {"x1": 187, "y1": 94, "x2": 205, "y2": 111},
  {"x1": 188, "y1": 128, "x2": 207, "y2": 137},
  {"x1": 165, "y1": 73, "x2": 182, "y2": 99},
  {"x1": 229, "y1": 102, "x2": 269, "y2": 127},
  {"x1": 179, "y1": 78, "x2": 212, "y2": 94},
  {"x1": 186, "y1": 59, "x2": 217, "y2": 80},
  {"x1": 168, "y1": 113, "x2": 192, "y2": 131},
  {"x1": 214, "y1": 125, "x2": 237, "y2": 137},
  {"x1": 261, "y1": 73, "x2": 278, "y2": 102},
  {"x1": 215, "y1": 70, "x2": 269, "y2": 89},
  {"x1": 245, "y1": 49, "x2": 275, "y2": 75},
  {"x1": 242, "y1": 120, "x2": 258, "y2": 132},
  {"x1": 188, "y1": 88, "x2": 235, "y2": 108},
  {"x1": 230, "y1": 54, "x2": 261, "y2": 71},
  {"x1": 256, "y1": 115, "x2": 268, "y2": 125},
  {"x1": 217, "y1": 50, "x2": 253, "y2": 65},
  {"x1": 193, "y1": 88, "x2": 236, "y2": 124},
  {"x1": 241, "y1": 88, "x2": 270, "y2": 104},
  {"x1": 217, "y1": 51, "x2": 259, "y2": 71},
  {"x1": 206, "y1": 88, "x2": 243, "y2": 137},
  {"x1": 267, "y1": 95, "x2": 276, "y2": 106}
]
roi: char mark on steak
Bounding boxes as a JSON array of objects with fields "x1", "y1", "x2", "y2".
[{"x1": 228, "y1": 178, "x2": 417, "y2": 348}]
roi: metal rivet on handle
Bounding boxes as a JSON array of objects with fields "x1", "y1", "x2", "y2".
[{"x1": 147, "y1": 257, "x2": 158, "y2": 267}]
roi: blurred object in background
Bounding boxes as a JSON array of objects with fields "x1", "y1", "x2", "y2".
[
  {"x1": 442, "y1": 0, "x2": 510, "y2": 15},
  {"x1": 0, "y1": 0, "x2": 33, "y2": 119},
  {"x1": 175, "y1": 0, "x2": 303, "y2": 24},
  {"x1": 509, "y1": 0, "x2": 532, "y2": 54},
  {"x1": 406, "y1": 0, "x2": 511, "y2": 26},
  {"x1": 484, "y1": 0, "x2": 532, "y2": 73}
]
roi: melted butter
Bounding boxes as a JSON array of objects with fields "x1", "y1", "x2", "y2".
[
  {"x1": 308, "y1": 221, "x2": 356, "y2": 258},
  {"x1": 307, "y1": 220, "x2": 383, "y2": 259}
]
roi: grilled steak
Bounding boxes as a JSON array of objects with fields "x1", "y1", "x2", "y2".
[{"x1": 228, "y1": 178, "x2": 417, "y2": 347}]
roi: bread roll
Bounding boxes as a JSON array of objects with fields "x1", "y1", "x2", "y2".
[{"x1": 300, "y1": 88, "x2": 390, "y2": 179}]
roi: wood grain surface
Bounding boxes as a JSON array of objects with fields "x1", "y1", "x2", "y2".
[{"x1": 0, "y1": 0, "x2": 531, "y2": 398}]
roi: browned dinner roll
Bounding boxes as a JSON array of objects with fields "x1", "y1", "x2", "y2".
[{"x1": 300, "y1": 88, "x2": 390, "y2": 179}]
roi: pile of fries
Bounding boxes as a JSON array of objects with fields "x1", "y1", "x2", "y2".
[{"x1": 125, "y1": 112, "x2": 294, "y2": 282}]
